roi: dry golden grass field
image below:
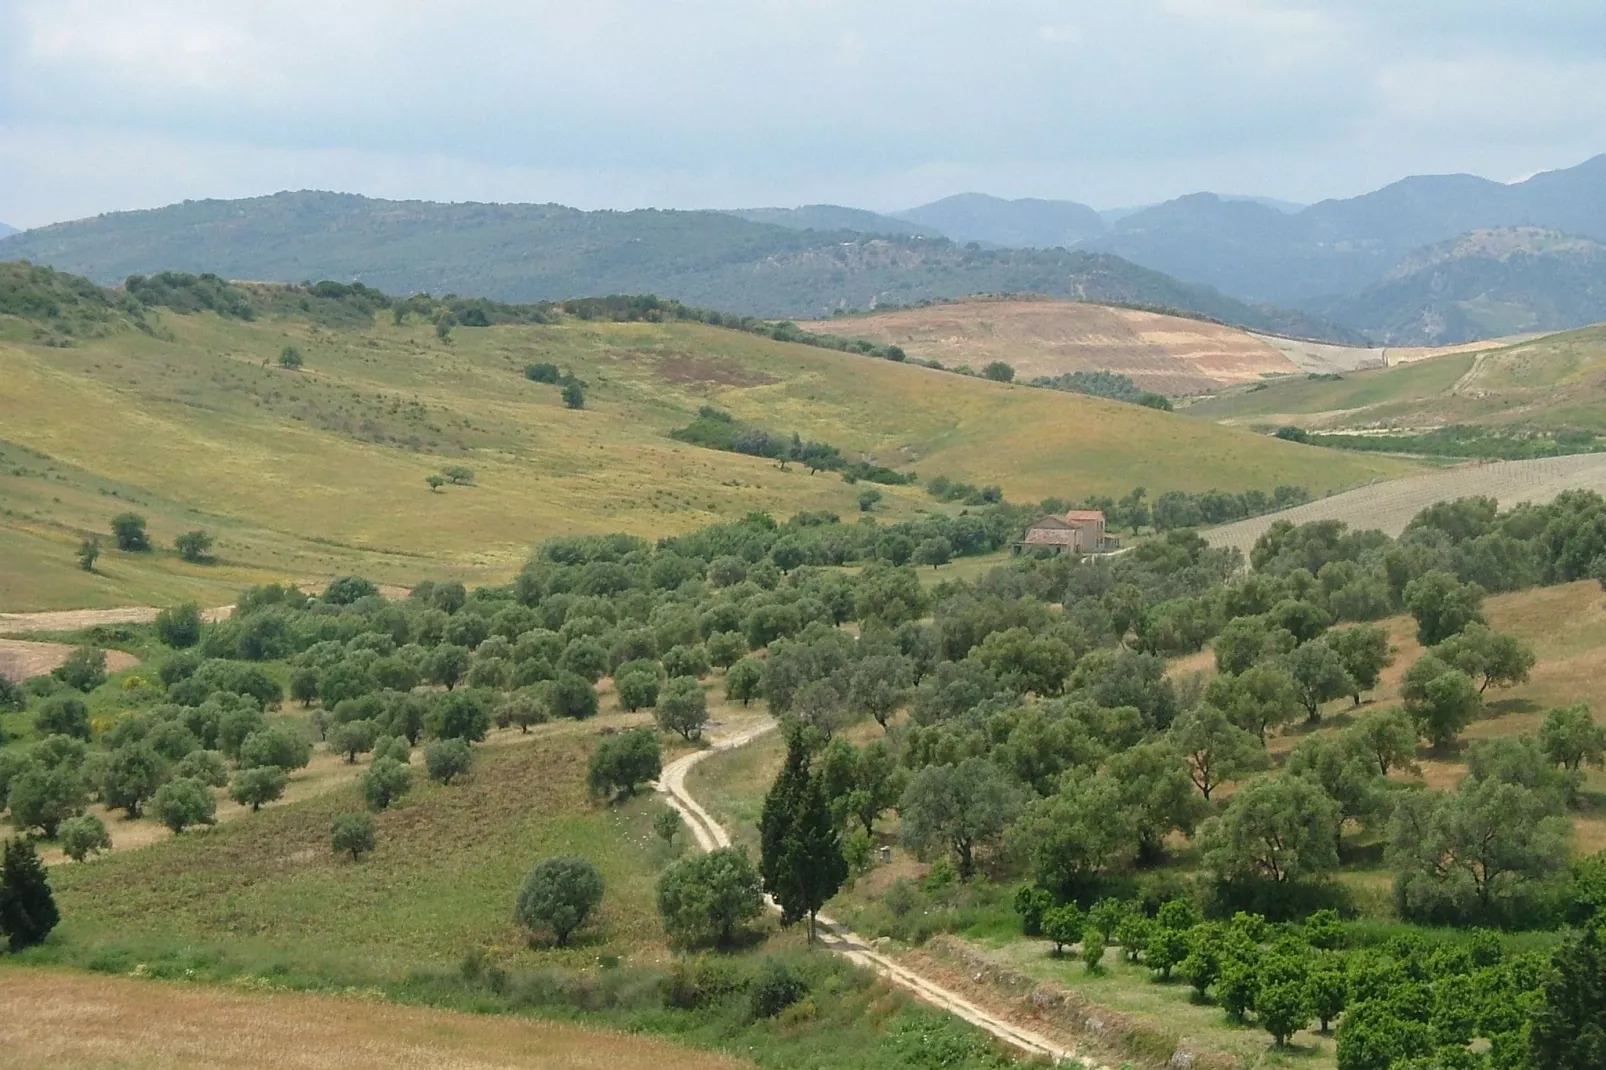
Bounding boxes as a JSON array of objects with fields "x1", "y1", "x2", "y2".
[
  {"x1": 0, "y1": 967, "x2": 751, "y2": 1070},
  {"x1": 0, "y1": 306, "x2": 1413, "y2": 611}
]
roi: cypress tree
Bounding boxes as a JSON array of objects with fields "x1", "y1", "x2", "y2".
[
  {"x1": 759, "y1": 726, "x2": 847, "y2": 942},
  {"x1": 0, "y1": 838, "x2": 59, "y2": 951},
  {"x1": 759, "y1": 726, "x2": 810, "y2": 896},
  {"x1": 1530, "y1": 922, "x2": 1606, "y2": 1070}
]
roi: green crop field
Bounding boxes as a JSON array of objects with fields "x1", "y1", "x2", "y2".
[{"x1": 0, "y1": 298, "x2": 1413, "y2": 611}]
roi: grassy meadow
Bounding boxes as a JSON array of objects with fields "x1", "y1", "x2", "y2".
[
  {"x1": 1185, "y1": 324, "x2": 1606, "y2": 435},
  {"x1": 0, "y1": 305, "x2": 1415, "y2": 610}
]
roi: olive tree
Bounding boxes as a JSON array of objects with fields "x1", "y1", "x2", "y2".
[
  {"x1": 587, "y1": 728, "x2": 661, "y2": 800},
  {"x1": 331, "y1": 812, "x2": 376, "y2": 861},
  {"x1": 899, "y1": 757, "x2": 1022, "y2": 880},
  {"x1": 655, "y1": 846, "x2": 764, "y2": 948},
  {"x1": 516, "y1": 856, "x2": 604, "y2": 946},
  {"x1": 152, "y1": 777, "x2": 217, "y2": 833},
  {"x1": 654, "y1": 676, "x2": 707, "y2": 741},
  {"x1": 229, "y1": 765, "x2": 289, "y2": 812},
  {"x1": 58, "y1": 813, "x2": 112, "y2": 861}
]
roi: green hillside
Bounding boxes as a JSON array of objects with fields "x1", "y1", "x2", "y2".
[
  {"x1": 1188, "y1": 325, "x2": 1606, "y2": 434},
  {"x1": 0, "y1": 268, "x2": 1414, "y2": 610},
  {"x1": 0, "y1": 191, "x2": 1350, "y2": 337}
]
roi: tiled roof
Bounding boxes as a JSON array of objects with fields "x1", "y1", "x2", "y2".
[
  {"x1": 1023, "y1": 528, "x2": 1076, "y2": 546},
  {"x1": 1065, "y1": 510, "x2": 1106, "y2": 524}
]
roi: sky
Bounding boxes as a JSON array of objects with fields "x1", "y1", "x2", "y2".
[{"x1": 2, "y1": 0, "x2": 1605, "y2": 229}]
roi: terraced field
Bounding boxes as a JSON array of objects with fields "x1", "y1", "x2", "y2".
[
  {"x1": 800, "y1": 299, "x2": 1303, "y2": 394},
  {"x1": 1204, "y1": 453, "x2": 1606, "y2": 557}
]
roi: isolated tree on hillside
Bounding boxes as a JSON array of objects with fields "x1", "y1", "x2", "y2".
[
  {"x1": 76, "y1": 538, "x2": 100, "y2": 572},
  {"x1": 516, "y1": 856, "x2": 604, "y2": 946},
  {"x1": 562, "y1": 381, "x2": 586, "y2": 409},
  {"x1": 426, "y1": 474, "x2": 446, "y2": 492},
  {"x1": 278, "y1": 346, "x2": 303, "y2": 369},
  {"x1": 174, "y1": 529, "x2": 213, "y2": 563},
  {"x1": 982, "y1": 361, "x2": 1015, "y2": 382},
  {"x1": 110, "y1": 512, "x2": 150, "y2": 552},
  {"x1": 331, "y1": 812, "x2": 376, "y2": 861},
  {"x1": 857, "y1": 488, "x2": 883, "y2": 513},
  {"x1": 0, "y1": 838, "x2": 59, "y2": 951}
]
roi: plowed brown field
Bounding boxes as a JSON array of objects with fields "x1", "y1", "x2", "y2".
[{"x1": 800, "y1": 299, "x2": 1300, "y2": 393}]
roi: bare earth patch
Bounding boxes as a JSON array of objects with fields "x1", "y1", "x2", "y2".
[
  {"x1": 0, "y1": 639, "x2": 139, "y2": 681},
  {"x1": 799, "y1": 298, "x2": 1299, "y2": 394},
  {"x1": 0, "y1": 967, "x2": 750, "y2": 1070}
]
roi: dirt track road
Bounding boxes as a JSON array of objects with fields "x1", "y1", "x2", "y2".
[
  {"x1": 656, "y1": 717, "x2": 1095, "y2": 1067},
  {"x1": 1205, "y1": 453, "x2": 1606, "y2": 559},
  {"x1": 0, "y1": 604, "x2": 235, "y2": 635}
]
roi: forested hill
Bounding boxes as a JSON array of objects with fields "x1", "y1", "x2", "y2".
[
  {"x1": 0, "y1": 190, "x2": 1351, "y2": 338},
  {"x1": 0, "y1": 222, "x2": 17, "y2": 239}
]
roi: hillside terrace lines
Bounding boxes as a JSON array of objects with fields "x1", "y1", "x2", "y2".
[{"x1": 1204, "y1": 453, "x2": 1606, "y2": 558}]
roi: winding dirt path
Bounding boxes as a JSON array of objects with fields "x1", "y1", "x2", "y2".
[{"x1": 656, "y1": 717, "x2": 1096, "y2": 1067}]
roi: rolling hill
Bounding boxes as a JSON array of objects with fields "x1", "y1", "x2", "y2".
[
  {"x1": 1310, "y1": 228, "x2": 1606, "y2": 344},
  {"x1": 0, "y1": 223, "x2": 17, "y2": 239},
  {"x1": 0, "y1": 266, "x2": 1413, "y2": 610},
  {"x1": 799, "y1": 297, "x2": 1311, "y2": 394},
  {"x1": 0, "y1": 190, "x2": 1349, "y2": 336},
  {"x1": 892, "y1": 193, "x2": 1106, "y2": 249},
  {"x1": 1185, "y1": 323, "x2": 1606, "y2": 436}
]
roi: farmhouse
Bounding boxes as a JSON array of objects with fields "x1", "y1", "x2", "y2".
[{"x1": 1017, "y1": 509, "x2": 1117, "y2": 554}]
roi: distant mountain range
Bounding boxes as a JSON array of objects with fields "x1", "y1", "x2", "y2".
[
  {"x1": 0, "y1": 223, "x2": 17, "y2": 239},
  {"x1": 0, "y1": 190, "x2": 1351, "y2": 338},
  {"x1": 729, "y1": 154, "x2": 1606, "y2": 343},
  {"x1": 4, "y1": 153, "x2": 1604, "y2": 345},
  {"x1": 1311, "y1": 227, "x2": 1606, "y2": 344}
]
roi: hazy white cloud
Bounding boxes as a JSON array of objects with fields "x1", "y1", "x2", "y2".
[{"x1": 1, "y1": 0, "x2": 1603, "y2": 227}]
